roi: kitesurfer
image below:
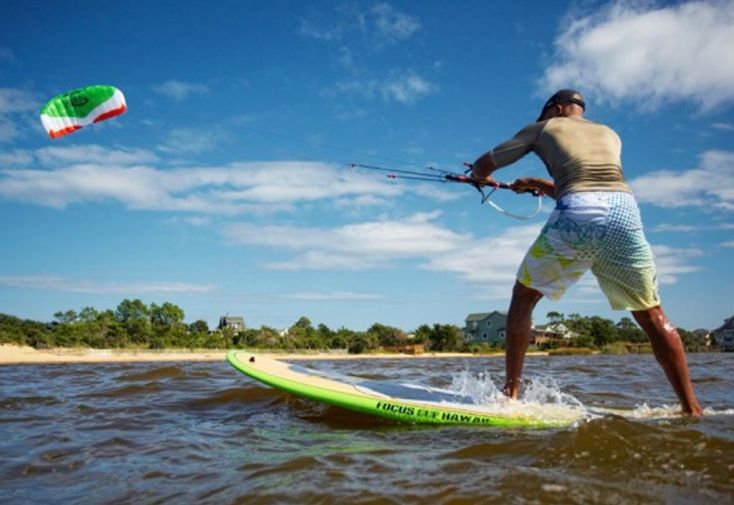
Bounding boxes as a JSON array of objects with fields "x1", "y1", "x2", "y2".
[{"x1": 471, "y1": 89, "x2": 703, "y2": 415}]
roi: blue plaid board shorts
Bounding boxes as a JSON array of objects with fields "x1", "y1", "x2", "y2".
[{"x1": 517, "y1": 192, "x2": 660, "y2": 311}]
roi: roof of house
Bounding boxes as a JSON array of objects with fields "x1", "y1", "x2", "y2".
[
  {"x1": 713, "y1": 315, "x2": 734, "y2": 333},
  {"x1": 534, "y1": 322, "x2": 571, "y2": 332},
  {"x1": 220, "y1": 316, "x2": 245, "y2": 323},
  {"x1": 465, "y1": 311, "x2": 507, "y2": 322}
]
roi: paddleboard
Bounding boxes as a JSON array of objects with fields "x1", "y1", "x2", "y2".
[{"x1": 226, "y1": 351, "x2": 576, "y2": 428}]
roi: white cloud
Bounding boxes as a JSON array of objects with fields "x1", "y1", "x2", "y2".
[
  {"x1": 298, "y1": 2, "x2": 420, "y2": 45},
  {"x1": 423, "y1": 225, "x2": 542, "y2": 297},
  {"x1": 0, "y1": 88, "x2": 39, "y2": 144},
  {"x1": 712, "y1": 122, "x2": 734, "y2": 131},
  {"x1": 629, "y1": 150, "x2": 734, "y2": 210},
  {"x1": 158, "y1": 127, "x2": 227, "y2": 155},
  {"x1": 651, "y1": 244, "x2": 704, "y2": 284},
  {"x1": 0, "y1": 88, "x2": 38, "y2": 114},
  {"x1": 224, "y1": 213, "x2": 546, "y2": 298},
  {"x1": 328, "y1": 71, "x2": 437, "y2": 104},
  {"x1": 720, "y1": 240, "x2": 734, "y2": 248},
  {"x1": 371, "y1": 3, "x2": 421, "y2": 43},
  {"x1": 0, "y1": 149, "x2": 33, "y2": 166},
  {"x1": 36, "y1": 145, "x2": 158, "y2": 165},
  {"x1": 0, "y1": 275, "x2": 214, "y2": 294},
  {"x1": 651, "y1": 222, "x2": 734, "y2": 232},
  {"x1": 541, "y1": 0, "x2": 734, "y2": 109},
  {"x1": 281, "y1": 291, "x2": 383, "y2": 301},
  {"x1": 0, "y1": 159, "x2": 402, "y2": 212},
  {"x1": 226, "y1": 211, "x2": 467, "y2": 270},
  {"x1": 153, "y1": 80, "x2": 210, "y2": 102}
]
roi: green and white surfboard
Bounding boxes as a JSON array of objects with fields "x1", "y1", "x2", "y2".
[{"x1": 227, "y1": 351, "x2": 578, "y2": 429}]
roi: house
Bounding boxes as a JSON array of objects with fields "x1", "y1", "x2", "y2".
[
  {"x1": 464, "y1": 311, "x2": 507, "y2": 345},
  {"x1": 531, "y1": 322, "x2": 577, "y2": 345},
  {"x1": 218, "y1": 315, "x2": 245, "y2": 333},
  {"x1": 712, "y1": 315, "x2": 734, "y2": 351}
]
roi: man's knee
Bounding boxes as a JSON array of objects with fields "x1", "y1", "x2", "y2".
[{"x1": 510, "y1": 281, "x2": 544, "y2": 310}]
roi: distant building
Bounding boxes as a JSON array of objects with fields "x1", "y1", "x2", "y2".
[
  {"x1": 712, "y1": 315, "x2": 734, "y2": 351},
  {"x1": 531, "y1": 322, "x2": 577, "y2": 345},
  {"x1": 218, "y1": 315, "x2": 245, "y2": 333},
  {"x1": 464, "y1": 311, "x2": 507, "y2": 345}
]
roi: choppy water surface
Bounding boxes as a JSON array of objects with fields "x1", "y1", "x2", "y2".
[{"x1": 2, "y1": 353, "x2": 733, "y2": 504}]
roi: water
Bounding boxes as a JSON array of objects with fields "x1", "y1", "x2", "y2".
[{"x1": 1, "y1": 353, "x2": 733, "y2": 504}]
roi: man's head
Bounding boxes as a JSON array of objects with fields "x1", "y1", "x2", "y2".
[{"x1": 536, "y1": 89, "x2": 585, "y2": 122}]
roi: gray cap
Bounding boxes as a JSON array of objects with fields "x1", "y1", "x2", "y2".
[{"x1": 537, "y1": 89, "x2": 586, "y2": 121}]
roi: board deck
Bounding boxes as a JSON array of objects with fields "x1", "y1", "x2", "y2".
[{"x1": 226, "y1": 351, "x2": 577, "y2": 428}]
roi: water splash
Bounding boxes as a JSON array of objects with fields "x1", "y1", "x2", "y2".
[{"x1": 447, "y1": 370, "x2": 588, "y2": 423}]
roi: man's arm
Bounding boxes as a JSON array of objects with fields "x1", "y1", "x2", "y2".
[
  {"x1": 471, "y1": 151, "x2": 498, "y2": 182},
  {"x1": 471, "y1": 122, "x2": 544, "y2": 184}
]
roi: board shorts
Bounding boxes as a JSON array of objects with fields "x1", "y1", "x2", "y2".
[{"x1": 517, "y1": 191, "x2": 660, "y2": 311}]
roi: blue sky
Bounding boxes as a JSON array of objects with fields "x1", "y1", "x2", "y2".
[{"x1": 1, "y1": 0, "x2": 733, "y2": 332}]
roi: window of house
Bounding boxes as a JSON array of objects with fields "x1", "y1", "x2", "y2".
[{"x1": 482, "y1": 333, "x2": 487, "y2": 340}]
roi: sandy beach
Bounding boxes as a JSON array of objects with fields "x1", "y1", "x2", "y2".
[{"x1": 0, "y1": 344, "x2": 514, "y2": 365}]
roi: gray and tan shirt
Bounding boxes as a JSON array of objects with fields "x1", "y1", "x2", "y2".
[{"x1": 488, "y1": 116, "x2": 630, "y2": 199}]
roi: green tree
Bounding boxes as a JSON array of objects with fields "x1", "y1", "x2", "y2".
[
  {"x1": 590, "y1": 317, "x2": 617, "y2": 347},
  {"x1": 615, "y1": 317, "x2": 646, "y2": 343},
  {"x1": 150, "y1": 302, "x2": 187, "y2": 347},
  {"x1": 115, "y1": 299, "x2": 151, "y2": 346},
  {"x1": 425, "y1": 324, "x2": 463, "y2": 352},
  {"x1": 367, "y1": 323, "x2": 406, "y2": 347},
  {"x1": 546, "y1": 311, "x2": 564, "y2": 323},
  {"x1": 348, "y1": 332, "x2": 378, "y2": 354}
]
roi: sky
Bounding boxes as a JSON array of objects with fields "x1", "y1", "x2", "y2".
[{"x1": 1, "y1": 0, "x2": 733, "y2": 332}]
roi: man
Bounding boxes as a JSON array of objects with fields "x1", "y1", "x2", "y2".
[{"x1": 471, "y1": 89, "x2": 702, "y2": 415}]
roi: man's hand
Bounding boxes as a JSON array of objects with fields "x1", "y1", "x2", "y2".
[
  {"x1": 469, "y1": 172, "x2": 500, "y2": 188},
  {"x1": 509, "y1": 177, "x2": 556, "y2": 199},
  {"x1": 509, "y1": 177, "x2": 538, "y2": 194}
]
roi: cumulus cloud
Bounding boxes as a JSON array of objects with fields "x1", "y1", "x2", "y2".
[
  {"x1": 280, "y1": 291, "x2": 383, "y2": 301},
  {"x1": 629, "y1": 150, "x2": 734, "y2": 210},
  {"x1": 328, "y1": 71, "x2": 437, "y2": 104},
  {"x1": 651, "y1": 244, "x2": 704, "y2": 284},
  {"x1": 153, "y1": 80, "x2": 210, "y2": 102},
  {"x1": 371, "y1": 3, "x2": 422, "y2": 43},
  {"x1": 226, "y1": 211, "x2": 466, "y2": 270},
  {"x1": 36, "y1": 145, "x2": 158, "y2": 165},
  {"x1": 0, "y1": 156, "x2": 403, "y2": 212},
  {"x1": 298, "y1": 2, "x2": 420, "y2": 45},
  {"x1": 158, "y1": 127, "x2": 228, "y2": 155},
  {"x1": 541, "y1": 0, "x2": 734, "y2": 110},
  {"x1": 0, "y1": 88, "x2": 39, "y2": 144},
  {"x1": 0, "y1": 275, "x2": 213, "y2": 294}
]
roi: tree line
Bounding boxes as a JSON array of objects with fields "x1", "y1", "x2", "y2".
[{"x1": 0, "y1": 300, "x2": 718, "y2": 354}]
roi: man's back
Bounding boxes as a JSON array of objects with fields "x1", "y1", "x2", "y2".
[{"x1": 535, "y1": 117, "x2": 628, "y2": 198}]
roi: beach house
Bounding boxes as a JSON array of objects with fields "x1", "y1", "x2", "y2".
[
  {"x1": 218, "y1": 315, "x2": 245, "y2": 334},
  {"x1": 712, "y1": 315, "x2": 734, "y2": 351},
  {"x1": 531, "y1": 322, "x2": 577, "y2": 345},
  {"x1": 464, "y1": 311, "x2": 507, "y2": 345}
]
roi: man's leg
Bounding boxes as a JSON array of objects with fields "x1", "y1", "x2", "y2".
[
  {"x1": 632, "y1": 306, "x2": 703, "y2": 416},
  {"x1": 504, "y1": 281, "x2": 544, "y2": 398}
]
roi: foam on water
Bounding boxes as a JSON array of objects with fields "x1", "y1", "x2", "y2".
[
  {"x1": 445, "y1": 371, "x2": 734, "y2": 422},
  {"x1": 447, "y1": 370, "x2": 589, "y2": 423}
]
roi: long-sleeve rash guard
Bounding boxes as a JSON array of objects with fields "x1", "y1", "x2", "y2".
[{"x1": 488, "y1": 116, "x2": 630, "y2": 200}]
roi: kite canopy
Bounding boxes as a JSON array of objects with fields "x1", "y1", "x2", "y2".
[{"x1": 40, "y1": 85, "x2": 127, "y2": 139}]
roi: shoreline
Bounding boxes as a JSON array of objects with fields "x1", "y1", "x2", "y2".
[{"x1": 0, "y1": 344, "x2": 531, "y2": 365}]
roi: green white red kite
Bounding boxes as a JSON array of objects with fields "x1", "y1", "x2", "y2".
[{"x1": 40, "y1": 85, "x2": 127, "y2": 139}]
